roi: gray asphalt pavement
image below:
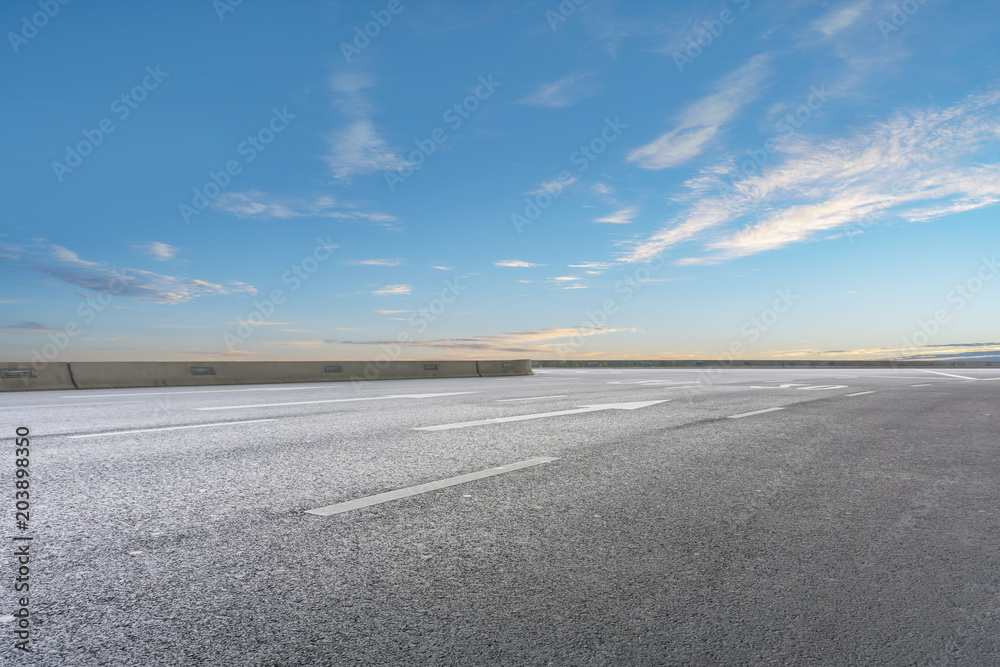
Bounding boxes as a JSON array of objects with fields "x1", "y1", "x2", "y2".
[{"x1": 2, "y1": 367, "x2": 1000, "y2": 665}]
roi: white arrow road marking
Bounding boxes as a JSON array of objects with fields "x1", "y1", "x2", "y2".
[
  {"x1": 414, "y1": 400, "x2": 669, "y2": 431},
  {"x1": 917, "y1": 369, "x2": 979, "y2": 380},
  {"x1": 67, "y1": 419, "x2": 275, "y2": 439},
  {"x1": 196, "y1": 391, "x2": 480, "y2": 411},
  {"x1": 305, "y1": 457, "x2": 560, "y2": 516}
]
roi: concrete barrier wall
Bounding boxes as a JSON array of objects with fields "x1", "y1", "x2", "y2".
[
  {"x1": 0, "y1": 362, "x2": 77, "y2": 392},
  {"x1": 476, "y1": 359, "x2": 532, "y2": 376},
  {"x1": 0, "y1": 359, "x2": 529, "y2": 391},
  {"x1": 531, "y1": 359, "x2": 999, "y2": 368}
]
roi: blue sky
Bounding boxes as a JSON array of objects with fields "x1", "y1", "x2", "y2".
[{"x1": 2, "y1": 0, "x2": 1000, "y2": 362}]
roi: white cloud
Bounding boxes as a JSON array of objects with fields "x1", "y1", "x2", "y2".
[
  {"x1": 325, "y1": 74, "x2": 409, "y2": 180},
  {"x1": 810, "y1": 0, "x2": 870, "y2": 36},
  {"x1": 516, "y1": 73, "x2": 599, "y2": 108},
  {"x1": 335, "y1": 326, "x2": 637, "y2": 354},
  {"x1": 346, "y1": 259, "x2": 402, "y2": 266},
  {"x1": 526, "y1": 175, "x2": 579, "y2": 195},
  {"x1": 432, "y1": 265, "x2": 452, "y2": 271},
  {"x1": 327, "y1": 119, "x2": 410, "y2": 179},
  {"x1": 137, "y1": 242, "x2": 177, "y2": 261},
  {"x1": 29, "y1": 245, "x2": 256, "y2": 304},
  {"x1": 548, "y1": 276, "x2": 580, "y2": 281},
  {"x1": 628, "y1": 53, "x2": 771, "y2": 169},
  {"x1": 212, "y1": 191, "x2": 395, "y2": 226},
  {"x1": 495, "y1": 260, "x2": 544, "y2": 268},
  {"x1": 372, "y1": 284, "x2": 411, "y2": 295},
  {"x1": 568, "y1": 261, "x2": 616, "y2": 270},
  {"x1": 594, "y1": 207, "x2": 638, "y2": 224},
  {"x1": 621, "y1": 86, "x2": 1000, "y2": 264}
]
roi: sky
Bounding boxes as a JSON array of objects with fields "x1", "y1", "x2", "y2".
[{"x1": 2, "y1": 0, "x2": 1000, "y2": 362}]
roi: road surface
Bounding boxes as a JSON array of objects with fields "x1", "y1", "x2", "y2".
[{"x1": 2, "y1": 367, "x2": 999, "y2": 665}]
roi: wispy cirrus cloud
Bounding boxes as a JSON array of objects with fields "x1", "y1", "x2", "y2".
[
  {"x1": 495, "y1": 259, "x2": 544, "y2": 268},
  {"x1": 346, "y1": 258, "x2": 403, "y2": 266},
  {"x1": 20, "y1": 244, "x2": 257, "y2": 304},
  {"x1": 326, "y1": 73, "x2": 409, "y2": 180},
  {"x1": 0, "y1": 321, "x2": 60, "y2": 334},
  {"x1": 628, "y1": 53, "x2": 771, "y2": 170},
  {"x1": 526, "y1": 175, "x2": 579, "y2": 195},
  {"x1": 372, "y1": 284, "x2": 411, "y2": 295},
  {"x1": 516, "y1": 73, "x2": 599, "y2": 108},
  {"x1": 594, "y1": 207, "x2": 638, "y2": 224},
  {"x1": 622, "y1": 86, "x2": 1000, "y2": 265},
  {"x1": 212, "y1": 190, "x2": 395, "y2": 226},
  {"x1": 810, "y1": 0, "x2": 870, "y2": 36},
  {"x1": 136, "y1": 241, "x2": 177, "y2": 261},
  {"x1": 335, "y1": 326, "x2": 638, "y2": 354}
]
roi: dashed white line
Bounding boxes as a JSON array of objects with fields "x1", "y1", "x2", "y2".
[
  {"x1": 497, "y1": 395, "x2": 567, "y2": 402},
  {"x1": 917, "y1": 370, "x2": 979, "y2": 381},
  {"x1": 844, "y1": 391, "x2": 876, "y2": 397},
  {"x1": 910, "y1": 384, "x2": 932, "y2": 387},
  {"x1": 66, "y1": 419, "x2": 275, "y2": 439},
  {"x1": 197, "y1": 391, "x2": 479, "y2": 411},
  {"x1": 415, "y1": 400, "x2": 667, "y2": 431},
  {"x1": 727, "y1": 407, "x2": 785, "y2": 419},
  {"x1": 305, "y1": 457, "x2": 560, "y2": 516}
]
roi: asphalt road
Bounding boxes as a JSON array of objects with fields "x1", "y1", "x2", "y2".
[{"x1": 2, "y1": 367, "x2": 1000, "y2": 665}]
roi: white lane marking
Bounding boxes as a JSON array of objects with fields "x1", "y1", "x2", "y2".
[
  {"x1": 415, "y1": 400, "x2": 668, "y2": 431},
  {"x1": 66, "y1": 419, "x2": 275, "y2": 439},
  {"x1": 497, "y1": 395, "x2": 568, "y2": 402},
  {"x1": 749, "y1": 384, "x2": 805, "y2": 389},
  {"x1": 910, "y1": 384, "x2": 932, "y2": 387},
  {"x1": 606, "y1": 380, "x2": 700, "y2": 385},
  {"x1": 844, "y1": 391, "x2": 876, "y2": 396},
  {"x1": 197, "y1": 391, "x2": 479, "y2": 411},
  {"x1": 727, "y1": 407, "x2": 785, "y2": 419},
  {"x1": 305, "y1": 457, "x2": 560, "y2": 516},
  {"x1": 917, "y1": 369, "x2": 979, "y2": 381},
  {"x1": 59, "y1": 386, "x2": 345, "y2": 398},
  {"x1": 798, "y1": 385, "x2": 849, "y2": 390},
  {"x1": 0, "y1": 401, "x2": 146, "y2": 410}
]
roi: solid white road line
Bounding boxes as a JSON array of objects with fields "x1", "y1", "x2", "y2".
[
  {"x1": 917, "y1": 370, "x2": 979, "y2": 380},
  {"x1": 727, "y1": 407, "x2": 785, "y2": 419},
  {"x1": 197, "y1": 391, "x2": 479, "y2": 411},
  {"x1": 497, "y1": 395, "x2": 567, "y2": 402},
  {"x1": 0, "y1": 401, "x2": 147, "y2": 410},
  {"x1": 66, "y1": 419, "x2": 275, "y2": 439},
  {"x1": 58, "y1": 386, "x2": 345, "y2": 398},
  {"x1": 844, "y1": 391, "x2": 876, "y2": 396},
  {"x1": 305, "y1": 457, "x2": 560, "y2": 516},
  {"x1": 910, "y1": 384, "x2": 932, "y2": 387},
  {"x1": 415, "y1": 400, "x2": 668, "y2": 431}
]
